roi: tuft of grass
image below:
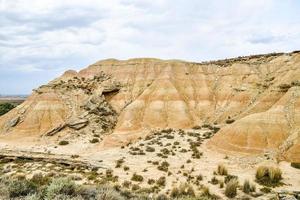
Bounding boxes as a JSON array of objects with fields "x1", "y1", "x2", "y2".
[
  {"x1": 170, "y1": 183, "x2": 195, "y2": 198},
  {"x1": 225, "y1": 179, "x2": 238, "y2": 198},
  {"x1": 243, "y1": 179, "x2": 256, "y2": 194},
  {"x1": 217, "y1": 164, "x2": 228, "y2": 176},
  {"x1": 255, "y1": 166, "x2": 282, "y2": 187}
]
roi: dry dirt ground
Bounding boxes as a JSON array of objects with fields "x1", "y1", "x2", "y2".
[{"x1": 0, "y1": 127, "x2": 299, "y2": 199}]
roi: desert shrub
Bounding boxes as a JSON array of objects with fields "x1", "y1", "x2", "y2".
[
  {"x1": 0, "y1": 103, "x2": 15, "y2": 116},
  {"x1": 219, "y1": 180, "x2": 224, "y2": 188},
  {"x1": 156, "y1": 176, "x2": 166, "y2": 187},
  {"x1": 224, "y1": 175, "x2": 238, "y2": 184},
  {"x1": 260, "y1": 187, "x2": 271, "y2": 193},
  {"x1": 122, "y1": 181, "x2": 131, "y2": 188},
  {"x1": 217, "y1": 164, "x2": 228, "y2": 175},
  {"x1": 170, "y1": 183, "x2": 195, "y2": 198},
  {"x1": 147, "y1": 179, "x2": 155, "y2": 185},
  {"x1": 200, "y1": 186, "x2": 211, "y2": 198},
  {"x1": 291, "y1": 162, "x2": 300, "y2": 169},
  {"x1": 145, "y1": 146, "x2": 155, "y2": 152},
  {"x1": 196, "y1": 174, "x2": 203, "y2": 182},
  {"x1": 192, "y1": 125, "x2": 202, "y2": 130},
  {"x1": 131, "y1": 173, "x2": 143, "y2": 182},
  {"x1": 225, "y1": 179, "x2": 238, "y2": 198},
  {"x1": 156, "y1": 194, "x2": 168, "y2": 200},
  {"x1": 58, "y1": 140, "x2": 69, "y2": 145},
  {"x1": 46, "y1": 178, "x2": 78, "y2": 199},
  {"x1": 131, "y1": 184, "x2": 140, "y2": 191},
  {"x1": 225, "y1": 117, "x2": 235, "y2": 124},
  {"x1": 242, "y1": 179, "x2": 255, "y2": 194},
  {"x1": 31, "y1": 173, "x2": 50, "y2": 186},
  {"x1": 278, "y1": 83, "x2": 291, "y2": 92},
  {"x1": 7, "y1": 179, "x2": 37, "y2": 198},
  {"x1": 157, "y1": 161, "x2": 169, "y2": 172},
  {"x1": 115, "y1": 159, "x2": 124, "y2": 168},
  {"x1": 123, "y1": 166, "x2": 130, "y2": 171},
  {"x1": 210, "y1": 177, "x2": 219, "y2": 185},
  {"x1": 291, "y1": 80, "x2": 300, "y2": 86},
  {"x1": 255, "y1": 166, "x2": 282, "y2": 187},
  {"x1": 90, "y1": 138, "x2": 100, "y2": 143},
  {"x1": 94, "y1": 185, "x2": 123, "y2": 200}
]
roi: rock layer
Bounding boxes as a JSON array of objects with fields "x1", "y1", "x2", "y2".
[{"x1": 0, "y1": 52, "x2": 300, "y2": 162}]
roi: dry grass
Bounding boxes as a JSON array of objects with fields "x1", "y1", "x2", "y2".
[
  {"x1": 255, "y1": 166, "x2": 282, "y2": 187},
  {"x1": 225, "y1": 179, "x2": 238, "y2": 198},
  {"x1": 217, "y1": 164, "x2": 228, "y2": 176}
]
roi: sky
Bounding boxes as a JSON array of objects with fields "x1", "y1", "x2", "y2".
[{"x1": 0, "y1": 0, "x2": 300, "y2": 95}]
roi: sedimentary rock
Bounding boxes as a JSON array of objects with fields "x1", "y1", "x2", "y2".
[{"x1": 0, "y1": 51, "x2": 300, "y2": 162}]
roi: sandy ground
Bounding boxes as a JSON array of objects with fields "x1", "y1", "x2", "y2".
[{"x1": 0, "y1": 128, "x2": 299, "y2": 199}]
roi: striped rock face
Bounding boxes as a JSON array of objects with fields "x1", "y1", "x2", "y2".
[{"x1": 1, "y1": 52, "x2": 300, "y2": 162}]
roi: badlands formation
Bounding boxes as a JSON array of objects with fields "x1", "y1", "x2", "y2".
[
  {"x1": 1, "y1": 51, "x2": 300, "y2": 162},
  {"x1": 0, "y1": 51, "x2": 300, "y2": 199}
]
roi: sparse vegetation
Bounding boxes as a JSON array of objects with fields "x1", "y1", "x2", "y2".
[
  {"x1": 170, "y1": 183, "x2": 195, "y2": 198},
  {"x1": 131, "y1": 173, "x2": 143, "y2": 182},
  {"x1": 225, "y1": 179, "x2": 238, "y2": 198},
  {"x1": 0, "y1": 103, "x2": 16, "y2": 116},
  {"x1": 156, "y1": 176, "x2": 166, "y2": 187},
  {"x1": 46, "y1": 178, "x2": 77, "y2": 199},
  {"x1": 217, "y1": 164, "x2": 228, "y2": 175},
  {"x1": 89, "y1": 138, "x2": 100, "y2": 143},
  {"x1": 255, "y1": 166, "x2": 282, "y2": 187},
  {"x1": 243, "y1": 179, "x2": 256, "y2": 194},
  {"x1": 157, "y1": 161, "x2": 169, "y2": 172},
  {"x1": 58, "y1": 140, "x2": 69, "y2": 145}
]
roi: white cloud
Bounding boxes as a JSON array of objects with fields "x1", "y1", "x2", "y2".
[{"x1": 0, "y1": 0, "x2": 300, "y2": 94}]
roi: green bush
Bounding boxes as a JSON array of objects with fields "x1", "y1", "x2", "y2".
[
  {"x1": 7, "y1": 179, "x2": 37, "y2": 198},
  {"x1": 225, "y1": 179, "x2": 238, "y2": 198},
  {"x1": 0, "y1": 103, "x2": 15, "y2": 116},
  {"x1": 46, "y1": 178, "x2": 78, "y2": 199}
]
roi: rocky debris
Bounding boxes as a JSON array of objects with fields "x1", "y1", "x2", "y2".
[
  {"x1": 277, "y1": 191, "x2": 300, "y2": 200},
  {"x1": 0, "y1": 149, "x2": 106, "y2": 170},
  {"x1": 45, "y1": 124, "x2": 66, "y2": 136},
  {"x1": 102, "y1": 81, "x2": 122, "y2": 93},
  {"x1": 8, "y1": 116, "x2": 20, "y2": 127},
  {"x1": 67, "y1": 118, "x2": 89, "y2": 130}
]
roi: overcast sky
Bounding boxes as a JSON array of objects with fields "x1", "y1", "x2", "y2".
[{"x1": 0, "y1": 0, "x2": 300, "y2": 94}]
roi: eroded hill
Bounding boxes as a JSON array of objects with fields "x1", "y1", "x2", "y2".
[{"x1": 0, "y1": 51, "x2": 300, "y2": 162}]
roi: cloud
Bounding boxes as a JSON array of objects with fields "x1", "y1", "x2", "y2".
[{"x1": 0, "y1": 0, "x2": 300, "y2": 94}]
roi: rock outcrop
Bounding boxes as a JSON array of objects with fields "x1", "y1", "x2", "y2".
[{"x1": 0, "y1": 51, "x2": 300, "y2": 162}]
